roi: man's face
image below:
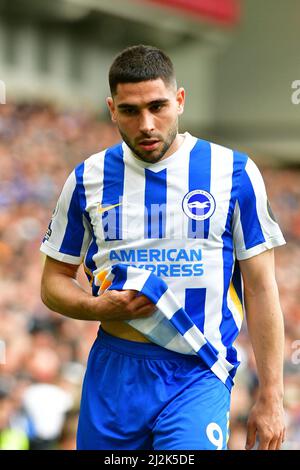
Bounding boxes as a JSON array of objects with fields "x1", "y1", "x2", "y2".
[{"x1": 106, "y1": 79, "x2": 185, "y2": 163}]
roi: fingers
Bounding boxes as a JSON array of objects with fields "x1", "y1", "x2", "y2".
[
  {"x1": 134, "y1": 303, "x2": 157, "y2": 318},
  {"x1": 275, "y1": 435, "x2": 284, "y2": 450},
  {"x1": 282, "y1": 427, "x2": 287, "y2": 444},
  {"x1": 132, "y1": 292, "x2": 156, "y2": 317},
  {"x1": 256, "y1": 429, "x2": 286, "y2": 450},
  {"x1": 130, "y1": 293, "x2": 154, "y2": 310},
  {"x1": 258, "y1": 436, "x2": 281, "y2": 450},
  {"x1": 245, "y1": 404, "x2": 285, "y2": 451},
  {"x1": 120, "y1": 289, "x2": 139, "y2": 301},
  {"x1": 108, "y1": 289, "x2": 156, "y2": 318},
  {"x1": 268, "y1": 430, "x2": 285, "y2": 450},
  {"x1": 268, "y1": 437, "x2": 278, "y2": 450},
  {"x1": 257, "y1": 435, "x2": 272, "y2": 450},
  {"x1": 116, "y1": 289, "x2": 155, "y2": 310},
  {"x1": 245, "y1": 421, "x2": 257, "y2": 450}
]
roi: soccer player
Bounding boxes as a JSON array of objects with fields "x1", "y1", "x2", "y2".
[{"x1": 40, "y1": 45, "x2": 286, "y2": 450}]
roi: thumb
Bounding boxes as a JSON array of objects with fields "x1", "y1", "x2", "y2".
[{"x1": 245, "y1": 420, "x2": 257, "y2": 450}]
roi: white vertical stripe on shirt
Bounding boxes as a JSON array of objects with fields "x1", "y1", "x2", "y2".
[
  {"x1": 232, "y1": 201, "x2": 246, "y2": 255},
  {"x1": 122, "y1": 143, "x2": 147, "y2": 242},
  {"x1": 166, "y1": 134, "x2": 197, "y2": 240},
  {"x1": 83, "y1": 150, "x2": 107, "y2": 271},
  {"x1": 203, "y1": 144, "x2": 234, "y2": 356}
]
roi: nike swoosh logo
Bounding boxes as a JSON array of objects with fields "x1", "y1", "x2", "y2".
[{"x1": 98, "y1": 202, "x2": 122, "y2": 214}]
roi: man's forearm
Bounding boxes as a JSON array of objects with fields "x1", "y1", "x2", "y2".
[
  {"x1": 239, "y1": 250, "x2": 285, "y2": 449},
  {"x1": 41, "y1": 271, "x2": 101, "y2": 321},
  {"x1": 41, "y1": 256, "x2": 156, "y2": 322},
  {"x1": 244, "y1": 282, "x2": 284, "y2": 397}
]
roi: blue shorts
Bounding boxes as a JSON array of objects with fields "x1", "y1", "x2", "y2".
[{"x1": 77, "y1": 328, "x2": 231, "y2": 450}]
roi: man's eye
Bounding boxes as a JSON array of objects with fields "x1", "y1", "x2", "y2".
[
  {"x1": 122, "y1": 108, "x2": 137, "y2": 115},
  {"x1": 151, "y1": 104, "x2": 164, "y2": 112}
]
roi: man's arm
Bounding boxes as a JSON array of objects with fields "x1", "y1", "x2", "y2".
[
  {"x1": 239, "y1": 248, "x2": 286, "y2": 450},
  {"x1": 41, "y1": 256, "x2": 156, "y2": 321}
]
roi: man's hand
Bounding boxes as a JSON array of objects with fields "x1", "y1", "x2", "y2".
[
  {"x1": 96, "y1": 289, "x2": 157, "y2": 321},
  {"x1": 41, "y1": 256, "x2": 156, "y2": 322},
  {"x1": 246, "y1": 395, "x2": 286, "y2": 450}
]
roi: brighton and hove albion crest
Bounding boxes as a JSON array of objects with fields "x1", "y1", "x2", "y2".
[{"x1": 182, "y1": 190, "x2": 216, "y2": 221}]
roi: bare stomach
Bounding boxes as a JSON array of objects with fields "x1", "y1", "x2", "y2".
[{"x1": 100, "y1": 320, "x2": 152, "y2": 343}]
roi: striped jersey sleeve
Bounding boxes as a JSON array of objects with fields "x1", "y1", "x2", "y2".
[
  {"x1": 232, "y1": 157, "x2": 286, "y2": 260},
  {"x1": 40, "y1": 163, "x2": 92, "y2": 264}
]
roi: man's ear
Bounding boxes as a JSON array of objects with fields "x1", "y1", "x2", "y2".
[
  {"x1": 106, "y1": 97, "x2": 116, "y2": 123},
  {"x1": 176, "y1": 87, "x2": 185, "y2": 115}
]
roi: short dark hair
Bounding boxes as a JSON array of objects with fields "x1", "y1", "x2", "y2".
[{"x1": 109, "y1": 44, "x2": 176, "y2": 96}]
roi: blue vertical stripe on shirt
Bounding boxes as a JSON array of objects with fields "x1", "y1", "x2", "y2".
[
  {"x1": 220, "y1": 151, "x2": 247, "y2": 368},
  {"x1": 238, "y1": 167, "x2": 265, "y2": 249},
  {"x1": 144, "y1": 168, "x2": 167, "y2": 239},
  {"x1": 102, "y1": 143, "x2": 125, "y2": 241},
  {"x1": 185, "y1": 288, "x2": 206, "y2": 333},
  {"x1": 60, "y1": 162, "x2": 86, "y2": 256}
]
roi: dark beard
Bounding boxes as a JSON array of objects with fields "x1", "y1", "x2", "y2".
[{"x1": 119, "y1": 125, "x2": 178, "y2": 164}]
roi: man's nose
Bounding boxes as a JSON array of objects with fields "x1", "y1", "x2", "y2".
[{"x1": 139, "y1": 111, "x2": 155, "y2": 134}]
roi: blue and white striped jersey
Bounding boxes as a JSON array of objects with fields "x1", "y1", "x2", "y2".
[{"x1": 40, "y1": 132, "x2": 285, "y2": 387}]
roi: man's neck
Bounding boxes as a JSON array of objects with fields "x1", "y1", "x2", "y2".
[{"x1": 160, "y1": 133, "x2": 185, "y2": 161}]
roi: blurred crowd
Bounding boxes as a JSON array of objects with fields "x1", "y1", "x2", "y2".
[{"x1": 0, "y1": 103, "x2": 299, "y2": 450}]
